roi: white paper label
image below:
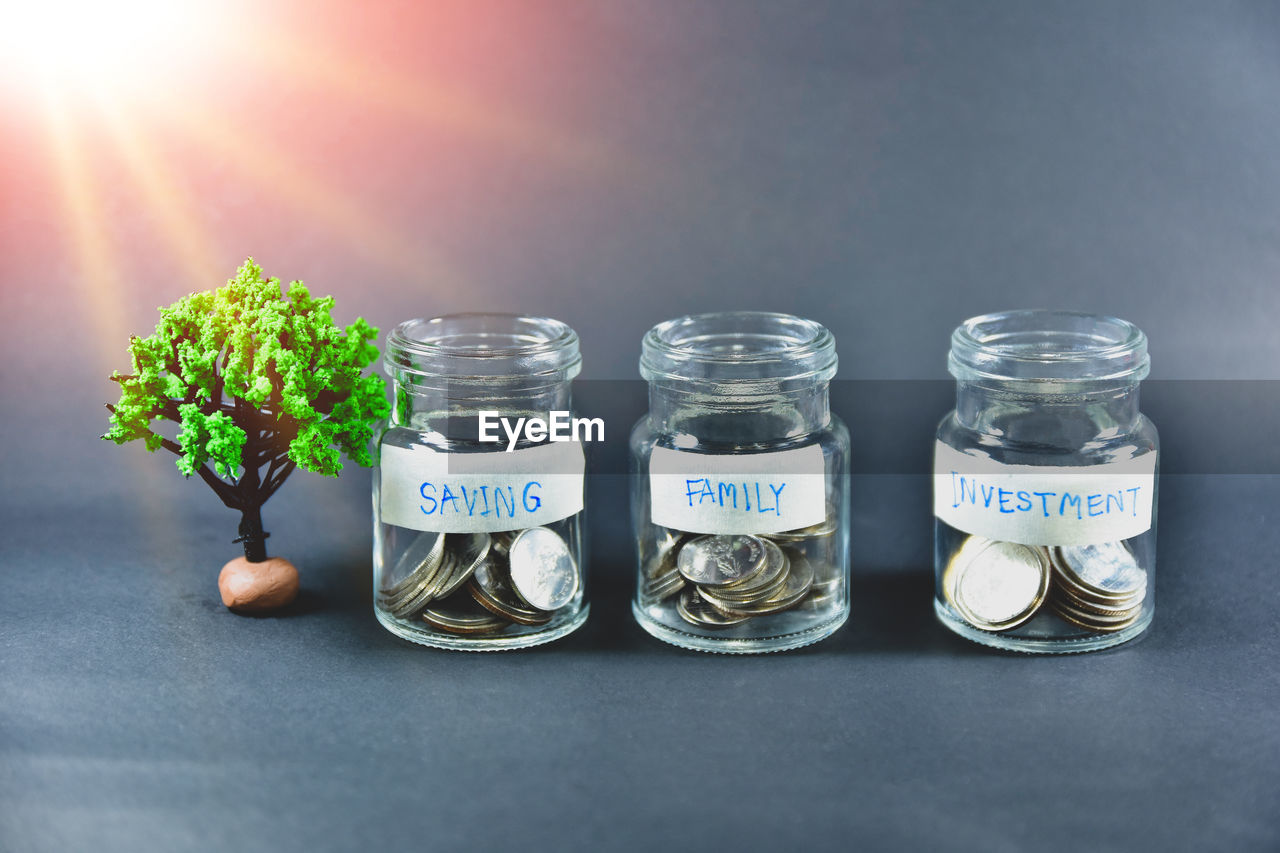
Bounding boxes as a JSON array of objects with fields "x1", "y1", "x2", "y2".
[
  {"x1": 379, "y1": 442, "x2": 585, "y2": 533},
  {"x1": 933, "y1": 441, "x2": 1156, "y2": 546},
  {"x1": 649, "y1": 445, "x2": 827, "y2": 535}
]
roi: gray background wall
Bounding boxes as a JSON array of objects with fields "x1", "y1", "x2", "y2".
[{"x1": 2, "y1": 2, "x2": 1277, "y2": 850}]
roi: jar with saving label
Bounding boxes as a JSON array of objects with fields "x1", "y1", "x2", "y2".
[
  {"x1": 934, "y1": 310, "x2": 1159, "y2": 653},
  {"x1": 630, "y1": 312, "x2": 850, "y2": 653},
  {"x1": 374, "y1": 314, "x2": 588, "y2": 650}
]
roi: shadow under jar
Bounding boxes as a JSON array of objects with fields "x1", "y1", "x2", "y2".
[
  {"x1": 373, "y1": 314, "x2": 588, "y2": 650},
  {"x1": 934, "y1": 310, "x2": 1159, "y2": 653},
  {"x1": 630, "y1": 312, "x2": 850, "y2": 654}
]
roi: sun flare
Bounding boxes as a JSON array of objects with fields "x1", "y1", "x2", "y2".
[{"x1": 0, "y1": 0, "x2": 220, "y2": 92}]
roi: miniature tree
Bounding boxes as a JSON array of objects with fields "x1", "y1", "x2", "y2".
[{"x1": 104, "y1": 258, "x2": 388, "y2": 562}]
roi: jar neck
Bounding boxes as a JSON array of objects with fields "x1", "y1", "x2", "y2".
[
  {"x1": 955, "y1": 379, "x2": 1142, "y2": 447},
  {"x1": 384, "y1": 314, "x2": 580, "y2": 439},
  {"x1": 393, "y1": 375, "x2": 572, "y2": 438},
  {"x1": 649, "y1": 378, "x2": 830, "y2": 445}
]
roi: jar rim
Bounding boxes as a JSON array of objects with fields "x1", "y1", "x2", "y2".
[
  {"x1": 386, "y1": 313, "x2": 581, "y2": 379},
  {"x1": 640, "y1": 311, "x2": 837, "y2": 383},
  {"x1": 949, "y1": 309, "x2": 1149, "y2": 384}
]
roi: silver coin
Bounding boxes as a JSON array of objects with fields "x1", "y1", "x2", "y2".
[
  {"x1": 507, "y1": 527, "x2": 579, "y2": 611},
  {"x1": 1052, "y1": 596, "x2": 1143, "y2": 623},
  {"x1": 643, "y1": 529, "x2": 687, "y2": 579},
  {"x1": 716, "y1": 538, "x2": 789, "y2": 599},
  {"x1": 382, "y1": 538, "x2": 452, "y2": 612},
  {"x1": 641, "y1": 568, "x2": 686, "y2": 603},
  {"x1": 421, "y1": 602, "x2": 508, "y2": 635},
  {"x1": 1051, "y1": 599, "x2": 1142, "y2": 633},
  {"x1": 1050, "y1": 567, "x2": 1144, "y2": 612},
  {"x1": 382, "y1": 531, "x2": 446, "y2": 597},
  {"x1": 766, "y1": 510, "x2": 838, "y2": 542},
  {"x1": 490, "y1": 530, "x2": 517, "y2": 559},
  {"x1": 676, "y1": 586, "x2": 749, "y2": 627},
  {"x1": 434, "y1": 532, "x2": 490, "y2": 601},
  {"x1": 390, "y1": 550, "x2": 456, "y2": 618},
  {"x1": 1054, "y1": 542, "x2": 1146, "y2": 598},
  {"x1": 709, "y1": 564, "x2": 791, "y2": 605},
  {"x1": 470, "y1": 559, "x2": 554, "y2": 626},
  {"x1": 708, "y1": 550, "x2": 816, "y2": 617},
  {"x1": 677, "y1": 534, "x2": 766, "y2": 586},
  {"x1": 941, "y1": 535, "x2": 993, "y2": 611},
  {"x1": 948, "y1": 539, "x2": 1050, "y2": 631}
]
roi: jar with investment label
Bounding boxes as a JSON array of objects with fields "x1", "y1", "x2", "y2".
[
  {"x1": 373, "y1": 314, "x2": 589, "y2": 650},
  {"x1": 934, "y1": 310, "x2": 1159, "y2": 653},
  {"x1": 630, "y1": 312, "x2": 850, "y2": 653}
]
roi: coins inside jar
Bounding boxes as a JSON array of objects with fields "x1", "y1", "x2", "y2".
[
  {"x1": 646, "y1": 532, "x2": 827, "y2": 628},
  {"x1": 378, "y1": 527, "x2": 579, "y2": 635},
  {"x1": 1047, "y1": 542, "x2": 1147, "y2": 632},
  {"x1": 943, "y1": 535, "x2": 1148, "y2": 634}
]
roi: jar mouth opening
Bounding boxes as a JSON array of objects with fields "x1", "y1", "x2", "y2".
[
  {"x1": 641, "y1": 311, "x2": 837, "y2": 383},
  {"x1": 386, "y1": 314, "x2": 581, "y2": 379},
  {"x1": 949, "y1": 309, "x2": 1149, "y2": 384}
]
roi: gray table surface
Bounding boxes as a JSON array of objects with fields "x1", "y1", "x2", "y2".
[{"x1": 2, "y1": 2, "x2": 1278, "y2": 850}]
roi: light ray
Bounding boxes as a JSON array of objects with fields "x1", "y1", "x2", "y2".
[
  {"x1": 144, "y1": 88, "x2": 455, "y2": 285},
  {"x1": 41, "y1": 84, "x2": 178, "y2": 552},
  {"x1": 89, "y1": 88, "x2": 223, "y2": 288},
  {"x1": 40, "y1": 85, "x2": 131, "y2": 371},
  {"x1": 237, "y1": 31, "x2": 626, "y2": 179}
]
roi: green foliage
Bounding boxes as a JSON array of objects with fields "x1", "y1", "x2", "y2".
[
  {"x1": 176, "y1": 404, "x2": 244, "y2": 479},
  {"x1": 105, "y1": 259, "x2": 388, "y2": 491}
]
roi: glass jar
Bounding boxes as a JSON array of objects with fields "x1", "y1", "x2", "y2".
[
  {"x1": 933, "y1": 310, "x2": 1159, "y2": 653},
  {"x1": 630, "y1": 312, "x2": 850, "y2": 653},
  {"x1": 373, "y1": 314, "x2": 589, "y2": 650}
]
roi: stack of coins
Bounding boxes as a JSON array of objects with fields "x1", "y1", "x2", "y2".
[
  {"x1": 1047, "y1": 542, "x2": 1147, "y2": 632},
  {"x1": 379, "y1": 527, "x2": 579, "y2": 635},
  {"x1": 943, "y1": 535, "x2": 1148, "y2": 634},
  {"x1": 644, "y1": 533, "x2": 816, "y2": 629}
]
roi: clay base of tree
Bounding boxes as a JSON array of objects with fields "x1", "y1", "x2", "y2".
[{"x1": 218, "y1": 556, "x2": 299, "y2": 613}]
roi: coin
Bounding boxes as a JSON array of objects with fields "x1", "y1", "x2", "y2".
[
  {"x1": 470, "y1": 559, "x2": 553, "y2": 626},
  {"x1": 1052, "y1": 595, "x2": 1142, "y2": 623},
  {"x1": 676, "y1": 586, "x2": 749, "y2": 628},
  {"x1": 645, "y1": 529, "x2": 689, "y2": 579},
  {"x1": 716, "y1": 538, "x2": 789, "y2": 598},
  {"x1": 383, "y1": 543, "x2": 453, "y2": 615},
  {"x1": 766, "y1": 511, "x2": 838, "y2": 542},
  {"x1": 947, "y1": 539, "x2": 1050, "y2": 631},
  {"x1": 1053, "y1": 542, "x2": 1146, "y2": 598},
  {"x1": 390, "y1": 549, "x2": 456, "y2": 618},
  {"x1": 641, "y1": 567, "x2": 686, "y2": 603},
  {"x1": 507, "y1": 527, "x2": 579, "y2": 611},
  {"x1": 707, "y1": 550, "x2": 816, "y2": 616},
  {"x1": 677, "y1": 534, "x2": 767, "y2": 586},
  {"x1": 434, "y1": 532, "x2": 490, "y2": 601},
  {"x1": 421, "y1": 601, "x2": 509, "y2": 635},
  {"x1": 1051, "y1": 599, "x2": 1141, "y2": 633},
  {"x1": 382, "y1": 531, "x2": 446, "y2": 598},
  {"x1": 490, "y1": 530, "x2": 517, "y2": 559},
  {"x1": 706, "y1": 564, "x2": 791, "y2": 605},
  {"x1": 941, "y1": 535, "x2": 991, "y2": 611}
]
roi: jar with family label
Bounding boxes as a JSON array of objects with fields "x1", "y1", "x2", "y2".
[
  {"x1": 630, "y1": 312, "x2": 850, "y2": 653},
  {"x1": 934, "y1": 310, "x2": 1159, "y2": 653},
  {"x1": 373, "y1": 314, "x2": 588, "y2": 650}
]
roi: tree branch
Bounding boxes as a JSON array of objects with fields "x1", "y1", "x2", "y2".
[
  {"x1": 261, "y1": 459, "x2": 297, "y2": 501},
  {"x1": 153, "y1": 435, "x2": 243, "y2": 510}
]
